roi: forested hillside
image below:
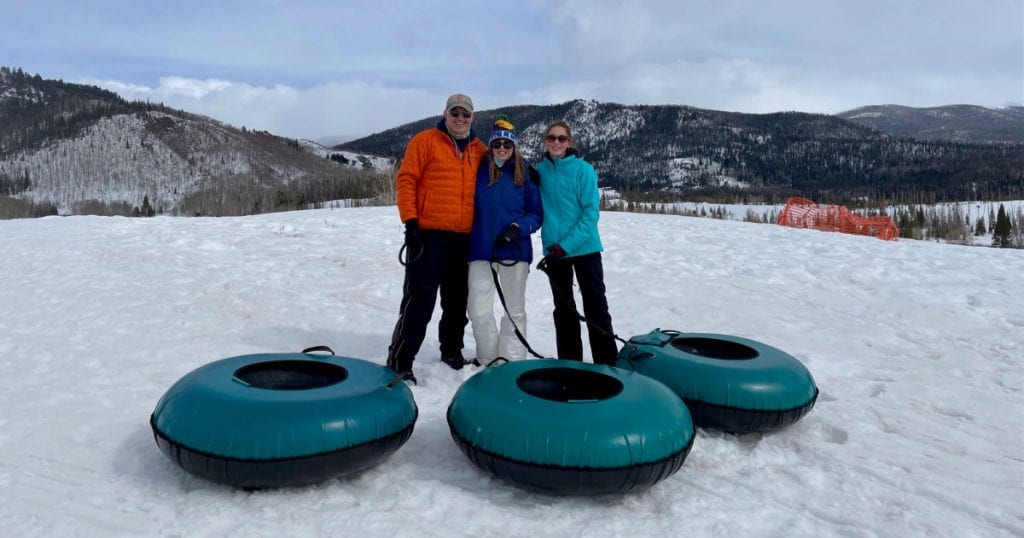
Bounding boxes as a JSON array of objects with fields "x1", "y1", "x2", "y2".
[
  {"x1": 341, "y1": 100, "x2": 1024, "y2": 205},
  {"x1": 838, "y1": 104, "x2": 1024, "y2": 144},
  {"x1": 0, "y1": 67, "x2": 389, "y2": 218},
  {"x1": 4, "y1": 66, "x2": 1021, "y2": 219}
]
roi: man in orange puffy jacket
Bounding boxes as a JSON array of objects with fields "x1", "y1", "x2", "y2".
[{"x1": 386, "y1": 93, "x2": 488, "y2": 384}]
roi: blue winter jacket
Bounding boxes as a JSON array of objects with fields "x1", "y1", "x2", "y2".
[
  {"x1": 535, "y1": 151, "x2": 603, "y2": 257},
  {"x1": 469, "y1": 156, "x2": 543, "y2": 262}
]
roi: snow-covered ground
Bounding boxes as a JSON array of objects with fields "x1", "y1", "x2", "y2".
[{"x1": 1, "y1": 207, "x2": 1021, "y2": 536}]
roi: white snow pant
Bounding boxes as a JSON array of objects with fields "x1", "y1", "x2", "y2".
[{"x1": 467, "y1": 260, "x2": 530, "y2": 363}]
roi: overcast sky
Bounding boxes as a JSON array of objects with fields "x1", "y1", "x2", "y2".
[{"x1": 3, "y1": 0, "x2": 1022, "y2": 141}]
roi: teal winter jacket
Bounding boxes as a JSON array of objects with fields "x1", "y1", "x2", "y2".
[{"x1": 535, "y1": 150, "x2": 603, "y2": 257}]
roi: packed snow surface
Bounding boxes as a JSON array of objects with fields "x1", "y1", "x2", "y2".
[{"x1": 1, "y1": 207, "x2": 1021, "y2": 536}]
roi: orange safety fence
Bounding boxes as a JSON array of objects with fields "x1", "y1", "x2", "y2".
[{"x1": 777, "y1": 197, "x2": 898, "y2": 241}]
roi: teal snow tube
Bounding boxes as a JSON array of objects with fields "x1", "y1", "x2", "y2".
[
  {"x1": 151, "y1": 350, "x2": 417, "y2": 488},
  {"x1": 616, "y1": 330, "x2": 818, "y2": 434},
  {"x1": 448, "y1": 360, "x2": 694, "y2": 495}
]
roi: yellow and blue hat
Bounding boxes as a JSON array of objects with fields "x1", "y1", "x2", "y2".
[{"x1": 488, "y1": 115, "x2": 517, "y2": 145}]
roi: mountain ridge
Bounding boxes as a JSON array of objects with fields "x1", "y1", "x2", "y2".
[
  {"x1": 0, "y1": 67, "x2": 389, "y2": 218},
  {"x1": 3, "y1": 66, "x2": 1021, "y2": 217},
  {"x1": 837, "y1": 104, "x2": 1024, "y2": 144},
  {"x1": 340, "y1": 99, "x2": 1024, "y2": 204}
]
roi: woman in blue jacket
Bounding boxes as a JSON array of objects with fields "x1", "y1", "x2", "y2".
[
  {"x1": 467, "y1": 116, "x2": 543, "y2": 366},
  {"x1": 535, "y1": 120, "x2": 618, "y2": 365}
]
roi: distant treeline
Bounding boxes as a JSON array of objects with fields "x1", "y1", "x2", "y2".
[
  {"x1": 5, "y1": 171, "x2": 1019, "y2": 249},
  {"x1": 177, "y1": 171, "x2": 391, "y2": 217},
  {"x1": 0, "y1": 169, "x2": 392, "y2": 219},
  {"x1": 603, "y1": 195, "x2": 1023, "y2": 249},
  {"x1": 889, "y1": 203, "x2": 1023, "y2": 248},
  {"x1": 0, "y1": 196, "x2": 58, "y2": 218}
]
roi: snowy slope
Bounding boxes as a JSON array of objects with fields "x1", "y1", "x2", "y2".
[
  {"x1": 297, "y1": 138, "x2": 394, "y2": 173},
  {"x1": 3, "y1": 111, "x2": 388, "y2": 215},
  {"x1": 0, "y1": 208, "x2": 1021, "y2": 536}
]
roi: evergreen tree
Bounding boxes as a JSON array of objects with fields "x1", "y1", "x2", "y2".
[
  {"x1": 141, "y1": 195, "x2": 155, "y2": 217},
  {"x1": 974, "y1": 216, "x2": 986, "y2": 236},
  {"x1": 992, "y1": 204, "x2": 1011, "y2": 248}
]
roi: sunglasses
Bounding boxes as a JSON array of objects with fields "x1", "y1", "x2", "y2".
[
  {"x1": 490, "y1": 140, "x2": 514, "y2": 149},
  {"x1": 448, "y1": 109, "x2": 472, "y2": 119},
  {"x1": 545, "y1": 134, "x2": 570, "y2": 143}
]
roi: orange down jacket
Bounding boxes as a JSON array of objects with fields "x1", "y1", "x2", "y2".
[{"x1": 396, "y1": 125, "x2": 488, "y2": 233}]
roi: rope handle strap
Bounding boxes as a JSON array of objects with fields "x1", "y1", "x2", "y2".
[{"x1": 301, "y1": 345, "x2": 335, "y2": 355}]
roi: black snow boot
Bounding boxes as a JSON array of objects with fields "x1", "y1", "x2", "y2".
[{"x1": 440, "y1": 352, "x2": 467, "y2": 370}]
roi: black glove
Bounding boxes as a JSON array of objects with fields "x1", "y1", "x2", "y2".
[
  {"x1": 404, "y1": 219, "x2": 421, "y2": 248},
  {"x1": 498, "y1": 223, "x2": 520, "y2": 245},
  {"x1": 546, "y1": 244, "x2": 566, "y2": 259}
]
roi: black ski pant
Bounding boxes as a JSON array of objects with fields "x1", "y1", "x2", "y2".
[
  {"x1": 543, "y1": 252, "x2": 619, "y2": 365},
  {"x1": 387, "y1": 230, "x2": 470, "y2": 372}
]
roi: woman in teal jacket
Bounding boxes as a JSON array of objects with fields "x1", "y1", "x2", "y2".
[{"x1": 534, "y1": 120, "x2": 618, "y2": 364}]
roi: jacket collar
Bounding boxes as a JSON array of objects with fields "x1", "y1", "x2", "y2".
[
  {"x1": 482, "y1": 154, "x2": 514, "y2": 171},
  {"x1": 544, "y1": 147, "x2": 579, "y2": 165},
  {"x1": 435, "y1": 118, "x2": 477, "y2": 142}
]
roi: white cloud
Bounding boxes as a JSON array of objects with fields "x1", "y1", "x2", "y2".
[
  {"x1": 33, "y1": 0, "x2": 1017, "y2": 140},
  {"x1": 522, "y1": 56, "x2": 1023, "y2": 116},
  {"x1": 158, "y1": 77, "x2": 235, "y2": 100},
  {"x1": 542, "y1": 0, "x2": 1023, "y2": 112},
  {"x1": 83, "y1": 77, "x2": 445, "y2": 141}
]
